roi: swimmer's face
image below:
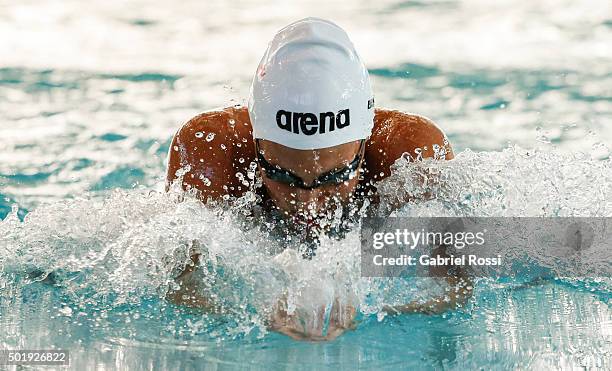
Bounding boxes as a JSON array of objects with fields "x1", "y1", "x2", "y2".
[{"x1": 256, "y1": 139, "x2": 364, "y2": 217}]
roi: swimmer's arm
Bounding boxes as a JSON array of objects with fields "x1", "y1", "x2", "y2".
[
  {"x1": 365, "y1": 110, "x2": 454, "y2": 207},
  {"x1": 165, "y1": 252, "x2": 214, "y2": 309},
  {"x1": 383, "y1": 246, "x2": 473, "y2": 315},
  {"x1": 165, "y1": 240, "x2": 219, "y2": 311},
  {"x1": 383, "y1": 274, "x2": 473, "y2": 315},
  {"x1": 165, "y1": 108, "x2": 255, "y2": 309}
]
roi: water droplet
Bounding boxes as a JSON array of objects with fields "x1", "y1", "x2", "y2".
[
  {"x1": 195, "y1": 132, "x2": 204, "y2": 138},
  {"x1": 414, "y1": 148, "x2": 423, "y2": 161},
  {"x1": 238, "y1": 157, "x2": 245, "y2": 163},
  {"x1": 206, "y1": 133, "x2": 215, "y2": 142},
  {"x1": 173, "y1": 146, "x2": 179, "y2": 151},
  {"x1": 174, "y1": 165, "x2": 191, "y2": 177}
]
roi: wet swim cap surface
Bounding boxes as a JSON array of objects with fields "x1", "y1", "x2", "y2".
[{"x1": 248, "y1": 17, "x2": 375, "y2": 150}]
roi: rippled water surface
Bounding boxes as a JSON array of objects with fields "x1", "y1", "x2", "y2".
[{"x1": 1, "y1": 0, "x2": 611, "y2": 369}]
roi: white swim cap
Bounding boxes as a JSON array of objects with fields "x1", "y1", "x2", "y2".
[{"x1": 248, "y1": 17, "x2": 375, "y2": 150}]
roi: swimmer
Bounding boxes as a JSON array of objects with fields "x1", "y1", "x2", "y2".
[{"x1": 164, "y1": 17, "x2": 471, "y2": 340}]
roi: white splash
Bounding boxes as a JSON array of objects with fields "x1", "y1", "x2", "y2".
[{"x1": 1, "y1": 147, "x2": 610, "y2": 338}]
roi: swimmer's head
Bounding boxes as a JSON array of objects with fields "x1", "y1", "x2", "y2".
[
  {"x1": 248, "y1": 17, "x2": 374, "y2": 151},
  {"x1": 248, "y1": 18, "x2": 373, "y2": 217}
]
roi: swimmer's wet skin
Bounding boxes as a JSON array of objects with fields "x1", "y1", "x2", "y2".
[{"x1": 164, "y1": 17, "x2": 470, "y2": 341}]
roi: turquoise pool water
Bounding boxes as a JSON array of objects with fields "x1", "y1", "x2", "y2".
[{"x1": 1, "y1": 0, "x2": 611, "y2": 369}]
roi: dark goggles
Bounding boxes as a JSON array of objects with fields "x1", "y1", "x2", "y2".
[{"x1": 255, "y1": 139, "x2": 366, "y2": 190}]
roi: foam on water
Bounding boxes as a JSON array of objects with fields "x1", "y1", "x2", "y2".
[{"x1": 1, "y1": 147, "x2": 610, "y2": 342}]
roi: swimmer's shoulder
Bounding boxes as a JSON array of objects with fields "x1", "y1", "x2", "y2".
[
  {"x1": 172, "y1": 105, "x2": 252, "y2": 143},
  {"x1": 365, "y1": 108, "x2": 454, "y2": 180},
  {"x1": 166, "y1": 105, "x2": 255, "y2": 199}
]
